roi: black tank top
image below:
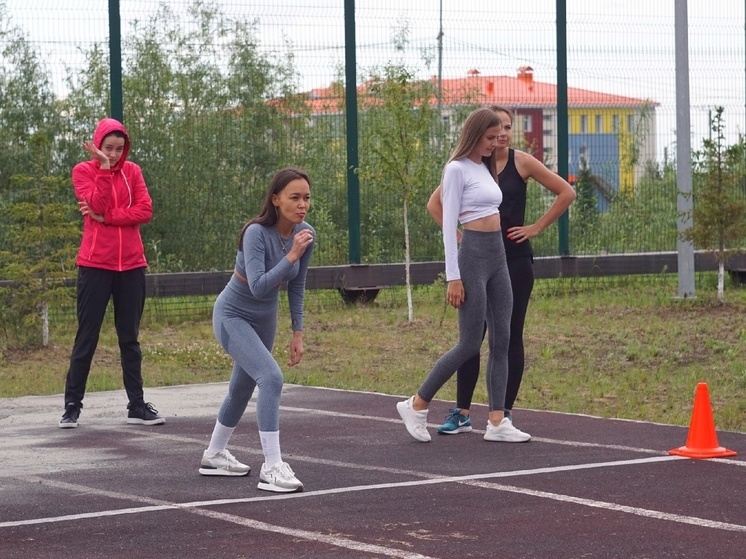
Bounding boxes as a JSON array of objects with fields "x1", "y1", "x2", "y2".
[{"x1": 498, "y1": 149, "x2": 532, "y2": 259}]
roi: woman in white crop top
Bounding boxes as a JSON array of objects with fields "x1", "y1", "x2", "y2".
[{"x1": 396, "y1": 108, "x2": 531, "y2": 443}]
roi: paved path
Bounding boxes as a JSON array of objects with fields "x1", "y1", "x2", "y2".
[{"x1": 1, "y1": 383, "x2": 744, "y2": 558}]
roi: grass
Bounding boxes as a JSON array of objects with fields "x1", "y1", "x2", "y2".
[{"x1": 1, "y1": 274, "x2": 744, "y2": 432}]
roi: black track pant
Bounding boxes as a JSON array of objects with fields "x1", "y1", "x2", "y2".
[
  {"x1": 456, "y1": 255, "x2": 534, "y2": 411},
  {"x1": 64, "y1": 266, "x2": 146, "y2": 406}
]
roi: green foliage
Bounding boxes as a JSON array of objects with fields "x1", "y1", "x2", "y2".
[
  {"x1": 298, "y1": 116, "x2": 350, "y2": 265},
  {"x1": 571, "y1": 158, "x2": 598, "y2": 245},
  {"x1": 0, "y1": 6, "x2": 65, "y2": 187},
  {"x1": 57, "y1": 44, "x2": 111, "y2": 172},
  {"x1": 357, "y1": 60, "x2": 446, "y2": 264},
  {"x1": 52, "y1": 1, "x2": 309, "y2": 271},
  {"x1": 0, "y1": 135, "x2": 78, "y2": 347},
  {"x1": 2, "y1": 0, "x2": 737, "y2": 287},
  {"x1": 567, "y1": 160, "x2": 679, "y2": 255},
  {"x1": 681, "y1": 107, "x2": 746, "y2": 260},
  {"x1": 3, "y1": 279, "x2": 745, "y2": 432}
]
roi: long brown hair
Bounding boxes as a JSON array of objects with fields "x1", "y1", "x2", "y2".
[
  {"x1": 237, "y1": 167, "x2": 311, "y2": 250},
  {"x1": 488, "y1": 104, "x2": 512, "y2": 121},
  {"x1": 447, "y1": 107, "x2": 502, "y2": 181}
]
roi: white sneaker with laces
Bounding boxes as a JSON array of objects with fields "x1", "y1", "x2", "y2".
[
  {"x1": 199, "y1": 449, "x2": 251, "y2": 476},
  {"x1": 258, "y1": 462, "x2": 303, "y2": 493},
  {"x1": 396, "y1": 396, "x2": 431, "y2": 442},
  {"x1": 483, "y1": 417, "x2": 531, "y2": 442}
]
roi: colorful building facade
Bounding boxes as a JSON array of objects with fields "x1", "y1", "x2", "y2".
[
  {"x1": 300, "y1": 66, "x2": 657, "y2": 211},
  {"x1": 438, "y1": 67, "x2": 657, "y2": 210}
]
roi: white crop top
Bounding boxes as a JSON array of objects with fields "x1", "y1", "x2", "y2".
[{"x1": 441, "y1": 157, "x2": 502, "y2": 281}]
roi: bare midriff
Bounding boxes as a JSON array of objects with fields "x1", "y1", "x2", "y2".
[{"x1": 461, "y1": 213, "x2": 501, "y2": 232}]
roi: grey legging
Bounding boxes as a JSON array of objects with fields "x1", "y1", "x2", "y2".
[
  {"x1": 418, "y1": 229, "x2": 513, "y2": 411},
  {"x1": 212, "y1": 289, "x2": 283, "y2": 431}
]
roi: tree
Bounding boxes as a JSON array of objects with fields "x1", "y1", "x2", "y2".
[
  {"x1": 56, "y1": 44, "x2": 111, "y2": 172},
  {"x1": 0, "y1": 134, "x2": 79, "y2": 347},
  {"x1": 571, "y1": 157, "x2": 598, "y2": 249},
  {"x1": 681, "y1": 107, "x2": 746, "y2": 303},
  {"x1": 58, "y1": 1, "x2": 304, "y2": 271},
  {"x1": 0, "y1": 4, "x2": 64, "y2": 193},
  {"x1": 358, "y1": 57, "x2": 443, "y2": 320}
]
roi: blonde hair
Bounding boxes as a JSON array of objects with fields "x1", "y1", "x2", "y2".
[{"x1": 447, "y1": 108, "x2": 502, "y2": 181}]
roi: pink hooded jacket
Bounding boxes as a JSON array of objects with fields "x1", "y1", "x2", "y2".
[{"x1": 72, "y1": 118, "x2": 152, "y2": 271}]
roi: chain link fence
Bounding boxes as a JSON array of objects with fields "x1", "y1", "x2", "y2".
[{"x1": 1, "y1": 0, "x2": 745, "y2": 339}]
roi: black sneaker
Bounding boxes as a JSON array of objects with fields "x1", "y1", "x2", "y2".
[
  {"x1": 59, "y1": 402, "x2": 82, "y2": 429},
  {"x1": 126, "y1": 402, "x2": 165, "y2": 425}
]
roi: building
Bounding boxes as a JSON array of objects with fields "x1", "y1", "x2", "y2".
[
  {"x1": 300, "y1": 67, "x2": 658, "y2": 210},
  {"x1": 437, "y1": 67, "x2": 658, "y2": 210}
]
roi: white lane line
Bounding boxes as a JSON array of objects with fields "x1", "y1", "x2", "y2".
[
  {"x1": 282, "y1": 404, "x2": 744, "y2": 459},
  {"x1": 67, "y1": 427, "x2": 677, "y2": 483},
  {"x1": 120, "y1": 408, "x2": 670, "y2": 456},
  {"x1": 181, "y1": 507, "x2": 437, "y2": 559},
  {"x1": 461, "y1": 479, "x2": 746, "y2": 532},
  {"x1": 5, "y1": 455, "x2": 744, "y2": 534},
  {"x1": 120, "y1": 408, "x2": 746, "y2": 462},
  {"x1": 3, "y1": 477, "x2": 436, "y2": 559}
]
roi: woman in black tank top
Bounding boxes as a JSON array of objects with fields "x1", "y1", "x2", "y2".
[{"x1": 427, "y1": 106, "x2": 576, "y2": 434}]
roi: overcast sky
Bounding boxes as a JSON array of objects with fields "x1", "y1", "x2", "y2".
[{"x1": 4, "y1": 0, "x2": 745, "y2": 156}]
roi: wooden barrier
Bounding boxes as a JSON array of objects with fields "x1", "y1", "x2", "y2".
[{"x1": 2, "y1": 251, "x2": 744, "y2": 298}]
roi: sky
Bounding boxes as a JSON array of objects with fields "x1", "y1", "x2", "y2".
[{"x1": 3, "y1": 0, "x2": 745, "y2": 159}]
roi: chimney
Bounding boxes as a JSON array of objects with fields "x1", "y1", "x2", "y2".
[
  {"x1": 487, "y1": 81, "x2": 494, "y2": 95},
  {"x1": 517, "y1": 66, "x2": 534, "y2": 82},
  {"x1": 467, "y1": 68, "x2": 480, "y2": 77}
]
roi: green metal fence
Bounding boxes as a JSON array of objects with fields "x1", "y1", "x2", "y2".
[{"x1": 1, "y1": 0, "x2": 745, "y2": 331}]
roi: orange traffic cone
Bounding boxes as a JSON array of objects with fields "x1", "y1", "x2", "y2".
[{"x1": 669, "y1": 383, "x2": 737, "y2": 459}]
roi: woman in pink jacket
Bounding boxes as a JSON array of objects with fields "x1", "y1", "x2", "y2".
[{"x1": 59, "y1": 118, "x2": 164, "y2": 428}]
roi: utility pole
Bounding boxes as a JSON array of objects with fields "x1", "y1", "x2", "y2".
[{"x1": 675, "y1": 0, "x2": 696, "y2": 298}]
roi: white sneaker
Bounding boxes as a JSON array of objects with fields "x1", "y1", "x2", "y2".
[
  {"x1": 258, "y1": 462, "x2": 303, "y2": 493},
  {"x1": 396, "y1": 396, "x2": 431, "y2": 442},
  {"x1": 483, "y1": 417, "x2": 531, "y2": 442},
  {"x1": 198, "y1": 449, "x2": 251, "y2": 476}
]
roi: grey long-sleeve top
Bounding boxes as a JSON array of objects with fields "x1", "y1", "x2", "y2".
[{"x1": 230, "y1": 222, "x2": 315, "y2": 331}]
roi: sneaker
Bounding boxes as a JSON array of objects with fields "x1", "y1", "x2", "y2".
[
  {"x1": 59, "y1": 402, "x2": 82, "y2": 429},
  {"x1": 437, "y1": 408, "x2": 473, "y2": 435},
  {"x1": 396, "y1": 396, "x2": 431, "y2": 442},
  {"x1": 483, "y1": 417, "x2": 531, "y2": 442},
  {"x1": 257, "y1": 462, "x2": 303, "y2": 493},
  {"x1": 199, "y1": 449, "x2": 250, "y2": 477},
  {"x1": 126, "y1": 402, "x2": 165, "y2": 425}
]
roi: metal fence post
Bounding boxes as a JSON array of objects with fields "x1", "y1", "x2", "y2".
[
  {"x1": 108, "y1": 0, "x2": 123, "y2": 123},
  {"x1": 675, "y1": 0, "x2": 696, "y2": 298},
  {"x1": 556, "y1": 0, "x2": 570, "y2": 256},
  {"x1": 344, "y1": 0, "x2": 361, "y2": 264}
]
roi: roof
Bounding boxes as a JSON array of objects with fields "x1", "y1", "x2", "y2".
[
  {"x1": 440, "y1": 68, "x2": 656, "y2": 108},
  {"x1": 294, "y1": 67, "x2": 657, "y2": 114}
]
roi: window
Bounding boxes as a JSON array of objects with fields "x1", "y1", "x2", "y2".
[
  {"x1": 580, "y1": 115, "x2": 588, "y2": 133},
  {"x1": 542, "y1": 114, "x2": 552, "y2": 135},
  {"x1": 612, "y1": 115, "x2": 619, "y2": 133},
  {"x1": 595, "y1": 115, "x2": 602, "y2": 133},
  {"x1": 627, "y1": 114, "x2": 634, "y2": 132},
  {"x1": 522, "y1": 114, "x2": 532, "y2": 133},
  {"x1": 579, "y1": 144, "x2": 588, "y2": 164}
]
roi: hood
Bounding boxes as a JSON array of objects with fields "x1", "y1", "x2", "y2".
[{"x1": 92, "y1": 118, "x2": 130, "y2": 171}]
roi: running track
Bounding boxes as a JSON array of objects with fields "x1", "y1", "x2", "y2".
[{"x1": 1, "y1": 383, "x2": 743, "y2": 558}]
